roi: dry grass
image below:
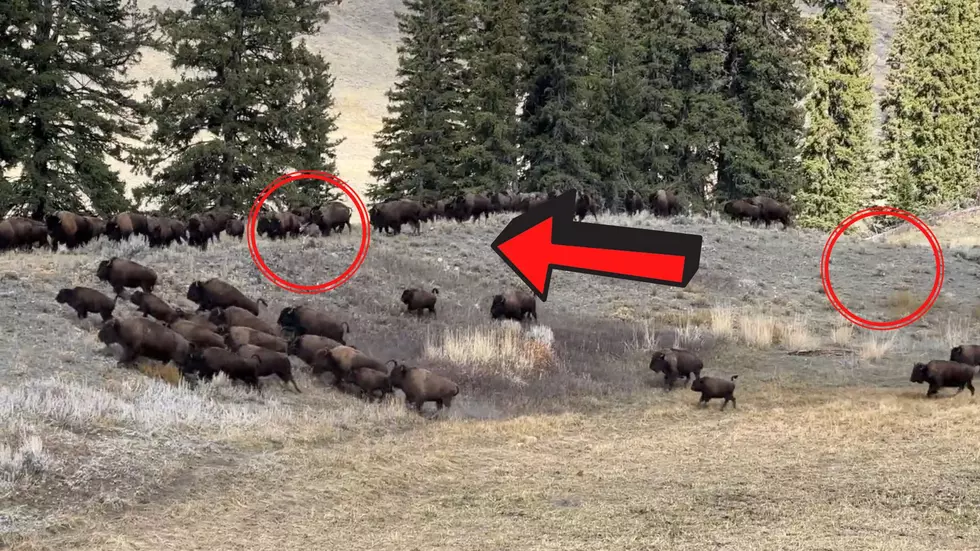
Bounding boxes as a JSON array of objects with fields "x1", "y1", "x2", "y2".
[
  {"x1": 737, "y1": 311, "x2": 777, "y2": 348},
  {"x1": 775, "y1": 314, "x2": 818, "y2": 350},
  {"x1": 1, "y1": 432, "x2": 49, "y2": 488},
  {"x1": 887, "y1": 289, "x2": 921, "y2": 319},
  {"x1": 830, "y1": 318, "x2": 855, "y2": 346},
  {"x1": 12, "y1": 385, "x2": 980, "y2": 551},
  {"x1": 423, "y1": 322, "x2": 558, "y2": 384},
  {"x1": 857, "y1": 332, "x2": 898, "y2": 361},
  {"x1": 138, "y1": 362, "x2": 183, "y2": 386}
]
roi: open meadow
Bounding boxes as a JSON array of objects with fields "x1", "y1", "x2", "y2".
[{"x1": 2, "y1": 210, "x2": 980, "y2": 550}]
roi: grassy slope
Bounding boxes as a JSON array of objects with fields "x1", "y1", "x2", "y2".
[
  {"x1": 3, "y1": 210, "x2": 980, "y2": 549},
  {"x1": 113, "y1": 0, "x2": 901, "y2": 201}
]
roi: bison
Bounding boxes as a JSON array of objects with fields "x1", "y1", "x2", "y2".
[
  {"x1": 97, "y1": 317, "x2": 192, "y2": 367},
  {"x1": 910, "y1": 360, "x2": 976, "y2": 398},
  {"x1": 55, "y1": 286, "x2": 118, "y2": 321},
  {"x1": 186, "y1": 278, "x2": 267, "y2": 316},
  {"x1": 401, "y1": 288, "x2": 438, "y2": 316},
  {"x1": 96, "y1": 257, "x2": 158, "y2": 296},
  {"x1": 388, "y1": 362, "x2": 460, "y2": 413},
  {"x1": 311, "y1": 201, "x2": 353, "y2": 236},
  {"x1": 277, "y1": 305, "x2": 349, "y2": 343},
  {"x1": 208, "y1": 306, "x2": 279, "y2": 336},
  {"x1": 690, "y1": 375, "x2": 738, "y2": 409},
  {"x1": 950, "y1": 345, "x2": 980, "y2": 367},
  {"x1": 649, "y1": 189, "x2": 683, "y2": 217},
  {"x1": 490, "y1": 290, "x2": 537, "y2": 322},
  {"x1": 649, "y1": 348, "x2": 704, "y2": 390}
]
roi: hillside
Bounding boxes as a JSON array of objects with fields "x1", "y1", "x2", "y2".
[
  {"x1": 112, "y1": 0, "x2": 902, "y2": 202},
  {"x1": 3, "y1": 210, "x2": 980, "y2": 548}
]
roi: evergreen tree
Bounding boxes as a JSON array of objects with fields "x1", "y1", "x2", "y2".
[
  {"x1": 456, "y1": 0, "x2": 523, "y2": 195},
  {"x1": 134, "y1": 0, "x2": 343, "y2": 214},
  {"x1": 368, "y1": 0, "x2": 469, "y2": 201},
  {"x1": 796, "y1": 0, "x2": 876, "y2": 230},
  {"x1": 518, "y1": 0, "x2": 596, "y2": 194},
  {"x1": 879, "y1": 0, "x2": 980, "y2": 213},
  {"x1": 583, "y1": 0, "x2": 644, "y2": 204},
  {"x1": 0, "y1": 0, "x2": 153, "y2": 216},
  {"x1": 715, "y1": 0, "x2": 809, "y2": 203}
]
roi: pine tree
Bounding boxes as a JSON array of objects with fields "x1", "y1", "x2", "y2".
[
  {"x1": 368, "y1": 0, "x2": 469, "y2": 201},
  {"x1": 796, "y1": 0, "x2": 876, "y2": 230},
  {"x1": 518, "y1": 0, "x2": 596, "y2": 194},
  {"x1": 134, "y1": 0, "x2": 343, "y2": 214},
  {"x1": 0, "y1": 0, "x2": 153, "y2": 216},
  {"x1": 583, "y1": 0, "x2": 644, "y2": 204},
  {"x1": 879, "y1": 0, "x2": 980, "y2": 213},
  {"x1": 715, "y1": 0, "x2": 809, "y2": 202},
  {"x1": 456, "y1": 0, "x2": 523, "y2": 195}
]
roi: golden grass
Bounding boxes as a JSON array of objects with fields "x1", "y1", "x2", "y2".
[
  {"x1": 857, "y1": 332, "x2": 897, "y2": 361},
  {"x1": 737, "y1": 311, "x2": 776, "y2": 348},
  {"x1": 887, "y1": 289, "x2": 921, "y2": 319},
  {"x1": 138, "y1": 363, "x2": 183, "y2": 386},
  {"x1": 774, "y1": 315, "x2": 818, "y2": 350},
  {"x1": 16, "y1": 385, "x2": 980, "y2": 550},
  {"x1": 830, "y1": 318, "x2": 855, "y2": 346},
  {"x1": 423, "y1": 322, "x2": 557, "y2": 382}
]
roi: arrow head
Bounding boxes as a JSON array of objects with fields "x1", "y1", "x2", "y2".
[{"x1": 490, "y1": 190, "x2": 576, "y2": 302}]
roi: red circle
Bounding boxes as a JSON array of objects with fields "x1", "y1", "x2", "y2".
[
  {"x1": 245, "y1": 170, "x2": 371, "y2": 295},
  {"x1": 819, "y1": 206, "x2": 944, "y2": 331}
]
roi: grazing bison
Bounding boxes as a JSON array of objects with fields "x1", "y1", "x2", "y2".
[
  {"x1": 230, "y1": 343, "x2": 302, "y2": 393},
  {"x1": 649, "y1": 348, "x2": 704, "y2": 390},
  {"x1": 0, "y1": 217, "x2": 49, "y2": 251},
  {"x1": 624, "y1": 190, "x2": 643, "y2": 216},
  {"x1": 747, "y1": 196, "x2": 793, "y2": 229},
  {"x1": 649, "y1": 189, "x2": 683, "y2": 217},
  {"x1": 180, "y1": 346, "x2": 261, "y2": 391},
  {"x1": 187, "y1": 278, "x2": 267, "y2": 315},
  {"x1": 910, "y1": 360, "x2": 976, "y2": 398},
  {"x1": 130, "y1": 290, "x2": 181, "y2": 324},
  {"x1": 46, "y1": 211, "x2": 95, "y2": 251},
  {"x1": 311, "y1": 201, "x2": 353, "y2": 236},
  {"x1": 388, "y1": 362, "x2": 460, "y2": 413},
  {"x1": 490, "y1": 290, "x2": 537, "y2": 322},
  {"x1": 209, "y1": 306, "x2": 279, "y2": 336},
  {"x1": 690, "y1": 375, "x2": 738, "y2": 409},
  {"x1": 106, "y1": 212, "x2": 149, "y2": 242},
  {"x1": 277, "y1": 305, "x2": 349, "y2": 343},
  {"x1": 401, "y1": 288, "x2": 438, "y2": 316},
  {"x1": 167, "y1": 319, "x2": 226, "y2": 349},
  {"x1": 225, "y1": 218, "x2": 245, "y2": 240},
  {"x1": 55, "y1": 287, "x2": 118, "y2": 321},
  {"x1": 722, "y1": 199, "x2": 762, "y2": 225},
  {"x1": 97, "y1": 317, "x2": 192, "y2": 366},
  {"x1": 950, "y1": 345, "x2": 980, "y2": 367},
  {"x1": 96, "y1": 257, "x2": 158, "y2": 296}
]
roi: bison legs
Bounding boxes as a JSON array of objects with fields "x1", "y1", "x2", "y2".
[
  {"x1": 721, "y1": 396, "x2": 735, "y2": 410},
  {"x1": 73, "y1": 306, "x2": 88, "y2": 319}
]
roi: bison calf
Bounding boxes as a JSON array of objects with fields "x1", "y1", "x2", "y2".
[
  {"x1": 55, "y1": 286, "x2": 118, "y2": 321},
  {"x1": 181, "y1": 346, "x2": 262, "y2": 392},
  {"x1": 910, "y1": 360, "x2": 976, "y2": 398},
  {"x1": 231, "y1": 343, "x2": 302, "y2": 393},
  {"x1": 344, "y1": 366, "x2": 394, "y2": 402},
  {"x1": 401, "y1": 288, "x2": 438, "y2": 316},
  {"x1": 690, "y1": 375, "x2": 738, "y2": 410}
]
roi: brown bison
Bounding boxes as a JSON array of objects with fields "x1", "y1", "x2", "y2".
[
  {"x1": 55, "y1": 287, "x2": 118, "y2": 321},
  {"x1": 910, "y1": 360, "x2": 976, "y2": 398},
  {"x1": 370, "y1": 199, "x2": 423, "y2": 235},
  {"x1": 388, "y1": 362, "x2": 460, "y2": 413},
  {"x1": 623, "y1": 190, "x2": 643, "y2": 216},
  {"x1": 401, "y1": 288, "x2": 438, "y2": 316},
  {"x1": 130, "y1": 290, "x2": 181, "y2": 324},
  {"x1": 0, "y1": 217, "x2": 49, "y2": 251},
  {"x1": 208, "y1": 306, "x2": 279, "y2": 336},
  {"x1": 950, "y1": 345, "x2": 980, "y2": 367},
  {"x1": 46, "y1": 211, "x2": 96, "y2": 251},
  {"x1": 180, "y1": 346, "x2": 262, "y2": 391},
  {"x1": 277, "y1": 305, "x2": 349, "y2": 343},
  {"x1": 311, "y1": 201, "x2": 353, "y2": 236},
  {"x1": 747, "y1": 196, "x2": 793, "y2": 229},
  {"x1": 649, "y1": 189, "x2": 683, "y2": 217},
  {"x1": 649, "y1": 348, "x2": 704, "y2": 390},
  {"x1": 97, "y1": 317, "x2": 192, "y2": 366},
  {"x1": 187, "y1": 278, "x2": 267, "y2": 315},
  {"x1": 722, "y1": 199, "x2": 762, "y2": 225},
  {"x1": 96, "y1": 257, "x2": 158, "y2": 296},
  {"x1": 690, "y1": 375, "x2": 738, "y2": 409},
  {"x1": 257, "y1": 211, "x2": 302, "y2": 239},
  {"x1": 106, "y1": 212, "x2": 149, "y2": 242},
  {"x1": 490, "y1": 290, "x2": 537, "y2": 322}
]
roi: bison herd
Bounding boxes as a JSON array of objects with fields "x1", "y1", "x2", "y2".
[
  {"x1": 1, "y1": 188, "x2": 795, "y2": 254},
  {"x1": 53, "y1": 253, "x2": 557, "y2": 413}
]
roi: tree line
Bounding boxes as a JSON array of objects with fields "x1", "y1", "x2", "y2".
[{"x1": 1, "y1": 0, "x2": 978, "y2": 230}]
